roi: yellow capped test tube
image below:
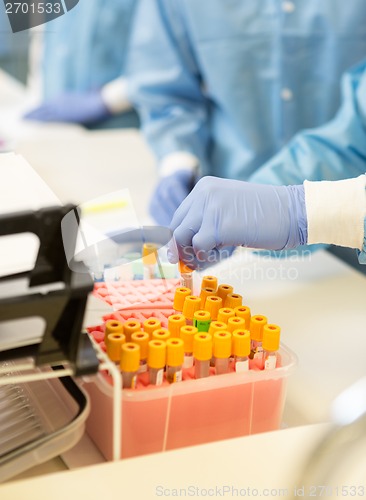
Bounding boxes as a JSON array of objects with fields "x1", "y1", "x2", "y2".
[
  {"x1": 213, "y1": 331, "x2": 232, "y2": 375},
  {"x1": 166, "y1": 338, "x2": 184, "y2": 383},
  {"x1": 182, "y1": 295, "x2": 202, "y2": 325},
  {"x1": 142, "y1": 242, "x2": 158, "y2": 279},
  {"x1": 148, "y1": 340, "x2": 166, "y2": 385},
  {"x1": 204, "y1": 296, "x2": 223, "y2": 320},
  {"x1": 249, "y1": 315, "x2": 268, "y2": 367},
  {"x1": 216, "y1": 284, "x2": 234, "y2": 303},
  {"x1": 168, "y1": 314, "x2": 186, "y2": 338},
  {"x1": 199, "y1": 286, "x2": 216, "y2": 307},
  {"x1": 262, "y1": 324, "x2": 281, "y2": 370},
  {"x1": 173, "y1": 287, "x2": 191, "y2": 313},
  {"x1": 106, "y1": 333, "x2": 126, "y2": 362},
  {"x1": 152, "y1": 327, "x2": 171, "y2": 342},
  {"x1": 201, "y1": 275, "x2": 218, "y2": 292},
  {"x1": 179, "y1": 260, "x2": 194, "y2": 290},
  {"x1": 234, "y1": 306, "x2": 251, "y2": 328},
  {"x1": 123, "y1": 319, "x2": 141, "y2": 342},
  {"x1": 224, "y1": 293, "x2": 242, "y2": 309},
  {"x1": 227, "y1": 316, "x2": 246, "y2": 333},
  {"x1": 180, "y1": 325, "x2": 198, "y2": 368},
  {"x1": 217, "y1": 307, "x2": 235, "y2": 324},
  {"x1": 104, "y1": 319, "x2": 123, "y2": 342},
  {"x1": 232, "y1": 329, "x2": 251, "y2": 372},
  {"x1": 131, "y1": 331, "x2": 150, "y2": 373},
  {"x1": 143, "y1": 317, "x2": 161, "y2": 338},
  {"x1": 193, "y1": 333, "x2": 213, "y2": 379},
  {"x1": 120, "y1": 342, "x2": 140, "y2": 388}
]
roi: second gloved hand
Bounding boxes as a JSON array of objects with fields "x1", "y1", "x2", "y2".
[
  {"x1": 169, "y1": 176, "x2": 308, "y2": 268},
  {"x1": 23, "y1": 90, "x2": 111, "y2": 125},
  {"x1": 149, "y1": 169, "x2": 195, "y2": 227}
]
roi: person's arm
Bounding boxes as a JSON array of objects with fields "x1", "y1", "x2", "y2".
[
  {"x1": 125, "y1": 0, "x2": 209, "y2": 225},
  {"x1": 250, "y1": 62, "x2": 366, "y2": 186},
  {"x1": 168, "y1": 175, "x2": 366, "y2": 270}
]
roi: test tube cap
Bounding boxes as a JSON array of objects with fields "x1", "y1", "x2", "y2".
[
  {"x1": 106, "y1": 333, "x2": 126, "y2": 362},
  {"x1": 178, "y1": 260, "x2": 193, "y2": 274},
  {"x1": 224, "y1": 293, "x2": 243, "y2": 309},
  {"x1": 104, "y1": 319, "x2": 124, "y2": 341},
  {"x1": 234, "y1": 306, "x2": 251, "y2": 327},
  {"x1": 213, "y1": 331, "x2": 232, "y2": 359},
  {"x1": 152, "y1": 327, "x2": 171, "y2": 342},
  {"x1": 143, "y1": 317, "x2": 162, "y2": 337},
  {"x1": 193, "y1": 333, "x2": 213, "y2": 361},
  {"x1": 208, "y1": 320, "x2": 227, "y2": 335},
  {"x1": 204, "y1": 295, "x2": 223, "y2": 320},
  {"x1": 199, "y1": 286, "x2": 216, "y2": 307},
  {"x1": 201, "y1": 275, "x2": 218, "y2": 291},
  {"x1": 227, "y1": 316, "x2": 246, "y2": 333},
  {"x1": 168, "y1": 314, "x2": 186, "y2": 338},
  {"x1": 123, "y1": 319, "x2": 142, "y2": 342},
  {"x1": 250, "y1": 315, "x2": 268, "y2": 341},
  {"x1": 216, "y1": 284, "x2": 234, "y2": 302},
  {"x1": 148, "y1": 340, "x2": 166, "y2": 369},
  {"x1": 232, "y1": 329, "x2": 251, "y2": 357},
  {"x1": 142, "y1": 242, "x2": 158, "y2": 265},
  {"x1": 173, "y1": 287, "x2": 192, "y2": 312},
  {"x1": 180, "y1": 325, "x2": 198, "y2": 352},
  {"x1": 217, "y1": 307, "x2": 235, "y2": 324},
  {"x1": 262, "y1": 324, "x2": 281, "y2": 352},
  {"x1": 120, "y1": 342, "x2": 140, "y2": 372},
  {"x1": 131, "y1": 331, "x2": 150, "y2": 360},
  {"x1": 182, "y1": 295, "x2": 202, "y2": 320},
  {"x1": 166, "y1": 338, "x2": 184, "y2": 367},
  {"x1": 193, "y1": 310, "x2": 211, "y2": 332}
]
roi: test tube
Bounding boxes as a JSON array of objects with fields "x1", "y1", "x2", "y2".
[
  {"x1": 106, "y1": 333, "x2": 126, "y2": 362},
  {"x1": 147, "y1": 340, "x2": 166, "y2": 385},
  {"x1": 123, "y1": 319, "x2": 142, "y2": 342},
  {"x1": 142, "y1": 242, "x2": 158, "y2": 279},
  {"x1": 227, "y1": 316, "x2": 246, "y2": 333},
  {"x1": 201, "y1": 275, "x2": 218, "y2": 292},
  {"x1": 131, "y1": 331, "x2": 150, "y2": 373},
  {"x1": 179, "y1": 260, "x2": 193, "y2": 290},
  {"x1": 193, "y1": 310, "x2": 211, "y2": 332},
  {"x1": 193, "y1": 333, "x2": 213, "y2": 379},
  {"x1": 232, "y1": 329, "x2": 251, "y2": 372},
  {"x1": 216, "y1": 284, "x2": 234, "y2": 303},
  {"x1": 249, "y1": 315, "x2": 268, "y2": 368},
  {"x1": 224, "y1": 293, "x2": 242, "y2": 309},
  {"x1": 199, "y1": 286, "x2": 216, "y2": 308},
  {"x1": 234, "y1": 305, "x2": 251, "y2": 328},
  {"x1": 120, "y1": 342, "x2": 140, "y2": 389},
  {"x1": 204, "y1": 296, "x2": 223, "y2": 321},
  {"x1": 173, "y1": 287, "x2": 191, "y2": 314},
  {"x1": 166, "y1": 338, "x2": 184, "y2": 383},
  {"x1": 104, "y1": 319, "x2": 123, "y2": 342},
  {"x1": 262, "y1": 324, "x2": 281, "y2": 370},
  {"x1": 168, "y1": 314, "x2": 186, "y2": 338},
  {"x1": 182, "y1": 295, "x2": 202, "y2": 325},
  {"x1": 213, "y1": 331, "x2": 232, "y2": 375},
  {"x1": 180, "y1": 325, "x2": 198, "y2": 368},
  {"x1": 152, "y1": 327, "x2": 171, "y2": 342},
  {"x1": 217, "y1": 307, "x2": 235, "y2": 324},
  {"x1": 208, "y1": 320, "x2": 227, "y2": 366},
  {"x1": 143, "y1": 317, "x2": 162, "y2": 338}
]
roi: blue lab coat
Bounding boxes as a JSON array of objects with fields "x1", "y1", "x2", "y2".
[{"x1": 127, "y1": 0, "x2": 366, "y2": 184}]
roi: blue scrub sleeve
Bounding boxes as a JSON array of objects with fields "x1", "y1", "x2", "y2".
[
  {"x1": 125, "y1": 0, "x2": 210, "y2": 170},
  {"x1": 250, "y1": 61, "x2": 366, "y2": 186}
]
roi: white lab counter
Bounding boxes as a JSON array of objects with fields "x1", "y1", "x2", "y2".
[{"x1": 1, "y1": 70, "x2": 366, "y2": 492}]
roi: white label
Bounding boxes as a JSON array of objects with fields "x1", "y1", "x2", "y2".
[
  {"x1": 235, "y1": 360, "x2": 249, "y2": 372},
  {"x1": 174, "y1": 369, "x2": 183, "y2": 382},
  {"x1": 264, "y1": 355, "x2": 277, "y2": 370},
  {"x1": 183, "y1": 355, "x2": 194, "y2": 368},
  {"x1": 156, "y1": 369, "x2": 164, "y2": 386}
]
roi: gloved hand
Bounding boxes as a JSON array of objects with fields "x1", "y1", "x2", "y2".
[
  {"x1": 23, "y1": 90, "x2": 111, "y2": 125},
  {"x1": 168, "y1": 176, "x2": 308, "y2": 269},
  {"x1": 149, "y1": 169, "x2": 195, "y2": 227}
]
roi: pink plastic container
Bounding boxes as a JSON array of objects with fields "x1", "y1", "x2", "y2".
[{"x1": 82, "y1": 343, "x2": 297, "y2": 460}]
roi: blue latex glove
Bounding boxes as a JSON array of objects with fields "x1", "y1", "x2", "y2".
[
  {"x1": 24, "y1": 90, "x2": 111, "y2": 125},
  {"x1": 168, "y1": 176, "x2": 308, "y2": 269},
  {"x1": 149, "y1": 169, "x2": 195, "y2": 227}
]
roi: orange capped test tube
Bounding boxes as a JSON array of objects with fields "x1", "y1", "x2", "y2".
[
  {"x1": 262, "y1": 324, "x2": 281, "y2": 370},
  {"x1": 182, "y1": 295, "x2": 202, "y2": 325},
  {"x1": 249, "y1": 315, "x2": 268, "y2": 368},
  {"x1": 123, "y1": 319, "x2": 141, "y2": 342},
  {"x1": 234, "y1": 306, "x2": 251, "y2": 328},
  {"x1": 204, "y1": 296, "x2": 223, "y2": 320},
  {"x1": 147, "y1": 340, "x2": 166, "y2": 386},
  {"x1": 180, "y1": 325, "x2": 198, "y2": 368},
  {"x1": 131, "y1": 331, "x2": 150, "y2": 373},
  {"x1": 201, "y1": 275, "x2": 218, "y2": 292},
  {"x1": 106, "y1": 333, "x2": 126, "y2": 362},
  {"x1": 168, "y1": 314, "x2": 186, "y2": 338},
  {"x1": 199, "y1": 286, "x2": 216, "y2": 308},
  {"x1": 232, "y1": 329, "x2": 251, "y2": 372},
  {"x1": 193, "y1": 333, "x2": 213, "y2": 379},
  {"x1": 173, "y1": 287, "x2": 191, "y2": 313},
  {"x1": 152, "y1": 327, "x2": 171, "y2": 342},
  {"x1": 120, "y1": 343, "x2": 140, "y2": 389},
  {"x1": 104, "y1": 319, "x2": 123, "y2": 342},
  {"x1": 179, "y1": 260, "x2": 194, "y2": 290},
  {"x1": 217, "y1": 307, "x2": 235, "y2": 324},
  {"x1": 216, "y1": 284, "x2": 234, "y2": 303},
  {"x1": 143, "y1": 317, "x2": 161, "y2": 338},
  {"x1": 166, "y1": 338, "x2": 184, "y2": 383},
  {"x1": 224, "y1": 293, "x2": 242, "y2": 309},
  {"x1": 213, "y1": 331, "x2": 232, "y2": 375}
]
